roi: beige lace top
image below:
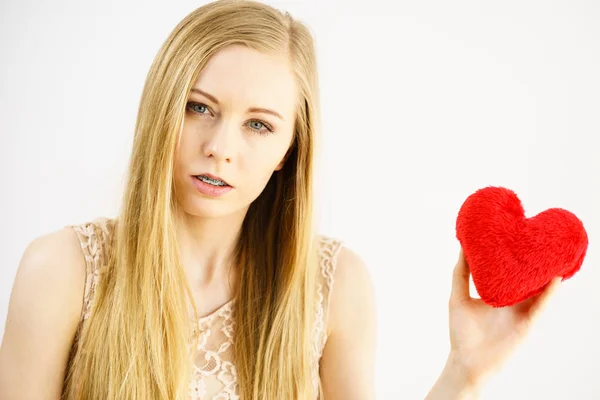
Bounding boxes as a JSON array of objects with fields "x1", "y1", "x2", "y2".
[{"x1": 67, "y1": 217, "x2": 343, "y2": 400}]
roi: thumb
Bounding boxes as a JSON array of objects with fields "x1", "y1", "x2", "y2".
[{"x1": 450, "y1": 248, "x2": 471, "y2": 304}]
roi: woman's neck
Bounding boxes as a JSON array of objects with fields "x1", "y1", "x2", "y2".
[{"x1": 175, "y1": 208, "x2": 245, "y2": 289}]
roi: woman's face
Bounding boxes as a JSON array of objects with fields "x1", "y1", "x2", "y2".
[{"x1": 173, "y1": 44, "x2": 298, "y2": 219}]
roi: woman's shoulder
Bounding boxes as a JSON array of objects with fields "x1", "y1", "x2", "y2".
[
  {"x1": 14, "y1": 220, "x2": 101, "y2": 303},
  {"x1": 315, "y1": 235, "x2": 375, "y2": 334},
  {"x1": 329, "y1": 245, "x2": 374, "y2": 309},
  {"x1": 15, "y1": 223, "x2": 89, "y2": 306},
  {"x1": 0, "y1": 220, "x2": 102, "y2": 396},
  {"x1": 314, "y1": 234, "x2": 369, "y2": 289}
]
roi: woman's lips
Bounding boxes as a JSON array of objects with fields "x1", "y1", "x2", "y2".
[{"x1": 191, "y1": 175, "x2": 233, "y2": 197}]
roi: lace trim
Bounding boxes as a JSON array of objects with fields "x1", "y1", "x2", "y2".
[
  {"x1": 69, "y1": 217, "x2": 114, "y2": 323},
  {"x1": 311, "y1": 235, "x2": 343, "y2": 394}
]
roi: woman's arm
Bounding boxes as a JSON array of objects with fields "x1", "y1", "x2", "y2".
[
  {"x1": 319, "y1": 247, "x2": 377, "y2": 400},
  {"x1": 425, "y1": 353, "x2": 480, "y2": 399},
  {"x1": 0, "y1": 228, "x2": 86, "y2": 400}
]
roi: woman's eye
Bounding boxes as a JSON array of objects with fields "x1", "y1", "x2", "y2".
[
  {"x1": 247, "y1": 120, "x2": 275, "y2": 135},
  {"x1": 187, "y1": 102, "x2": 210, "y2": 115},
  {"x1": 249, "y1": 121, "x2": 264, "y2": 130}
]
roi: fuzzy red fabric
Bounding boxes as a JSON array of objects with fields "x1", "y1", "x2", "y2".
[{"x1": 455, "y1": 186, "x2": 588, "y2": 307}]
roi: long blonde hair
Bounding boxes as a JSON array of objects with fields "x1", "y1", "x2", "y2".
[{"x1": 62, "y1": 1, "x2": 322, "y2": 399}]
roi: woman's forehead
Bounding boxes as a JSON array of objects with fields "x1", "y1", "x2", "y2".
[{"x1": 191, "y1": 45, "x2": 298, "y2": 119}]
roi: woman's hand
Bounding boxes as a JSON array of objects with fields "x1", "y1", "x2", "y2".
[
  {"x1": 448, "y1": 248, "x2": 561, "y2": 385},
  {"x1": 427, "y1": 248, "x2": 562, "y2": 399}
]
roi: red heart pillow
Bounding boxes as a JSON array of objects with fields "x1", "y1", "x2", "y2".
[{"x1": 455, "y1": 186, "x2": 588, "y2": 307}]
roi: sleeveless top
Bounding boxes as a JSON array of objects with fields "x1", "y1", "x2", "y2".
[{"x1": 66, "y1": 217, "x2": 343, "y2": 400}]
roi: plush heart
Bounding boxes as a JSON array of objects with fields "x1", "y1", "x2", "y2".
[{"x1": 455, "y1": 186, "x2": 588, "y2": 307}]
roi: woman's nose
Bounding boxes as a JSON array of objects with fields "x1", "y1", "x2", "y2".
[{"x1": 202, "y1": 123, "x2": 234, "y2": 163}]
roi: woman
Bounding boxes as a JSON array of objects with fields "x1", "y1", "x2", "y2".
[{"x1": 0, "y1": 1, "x2": 560, "y2": 399}]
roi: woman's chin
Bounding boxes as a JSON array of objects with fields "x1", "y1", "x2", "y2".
[{"x1": 177, "y1": 198, "x2": 247, "y2": 220}]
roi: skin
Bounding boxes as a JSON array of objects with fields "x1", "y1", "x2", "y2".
[{"x1": 0, "y1": 44, "x2": 559, "y2": 399}]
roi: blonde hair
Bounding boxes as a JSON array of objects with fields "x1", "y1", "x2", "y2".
[{"x1": 61, "y1": 1, "x2": 322, "y2": 399}]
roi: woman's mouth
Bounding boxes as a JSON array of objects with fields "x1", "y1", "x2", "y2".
[
  {"x1": 195, "y1": 174, "x2": 230, "y2": 187},
  {"x1": 191, "y1": 174, "x2": 233, "y2": 197}
]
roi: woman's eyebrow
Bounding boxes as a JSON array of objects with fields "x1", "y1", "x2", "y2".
[{"x1": 190, "y1": 87, "x2": 284, "y2": 121}]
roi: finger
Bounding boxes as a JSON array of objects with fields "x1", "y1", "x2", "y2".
[
  {"x1": 516, "y1": 277, "x2": 558, "y2": 314},
  {"x1": 450, "y1": 247, "x2": 471, "y2": 304},
  {"x1": 527, "y1": 276, "x2": 562, "y2": 319}
]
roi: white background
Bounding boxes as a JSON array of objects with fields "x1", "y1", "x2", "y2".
[{"x1": 1, "y1": 0, "x2": 599, "y2": 398}]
